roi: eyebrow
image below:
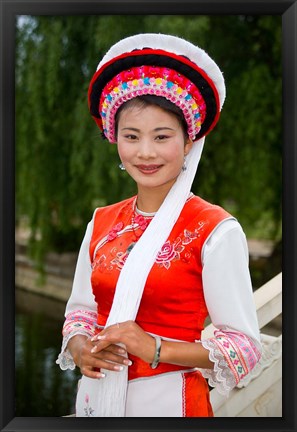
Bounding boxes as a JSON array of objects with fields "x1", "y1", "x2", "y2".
[{"x1": 120, "y1": 127, "x2": 175, "y2": 132}]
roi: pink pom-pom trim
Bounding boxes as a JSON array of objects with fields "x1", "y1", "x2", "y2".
[{"x1": 99, "y1": 66, "x2": 206, "y2": 142}]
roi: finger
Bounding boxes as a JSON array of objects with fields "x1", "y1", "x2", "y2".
[
  {"x1": 92, "y1": 321, "x2": 124, "y2": 339},
  {"x1": 91, "y1": 334, "x2": 117, "y2": 347},
  {"x1": 90, "y1": 339, "x2": 112, "y2": 354},
  {"x1": 80, "y1": 366, "x2": 106, "y2": 380},
  {"x1": 91, "y1": 338, "x2": 127, "y2": 354},
  {"x1": 92, "y1": 359, "x2": 126, "y2": 372},
  {"x1": 93, "y1": 351, "x2": 132, "y2": 367},
  {"x1": 90, "y1": 341, "x2": 126, "y2": 355},
  {"x1": 105, "y1": 344, "x2": 127, "y2": 356},
  {"x1": 90, "y1": 333, "x2": 115, "y2": 344}
]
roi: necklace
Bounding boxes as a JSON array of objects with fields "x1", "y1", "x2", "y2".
[
  {"x1": 131, "y1": 212, "x2": 153, "y2": 239},
  {"x1": 135, "y1": 206, "x2": 157, "y2": 218}
]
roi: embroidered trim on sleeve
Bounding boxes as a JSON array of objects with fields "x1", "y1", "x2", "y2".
[
  {"x1": 197, "y1": 330, "x2": 262, "y2": 396},
  {"x1": 56, "y1": 310, "x2": 98, "y2": 371},
  {"x1": 62, "y1": 310, "x2": 98, "y2": 337}
]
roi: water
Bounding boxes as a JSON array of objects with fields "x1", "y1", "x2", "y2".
[{"x1": 15, "y1": 289, "x2": 81, "y2": 416}]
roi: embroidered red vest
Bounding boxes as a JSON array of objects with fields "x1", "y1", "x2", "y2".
[{"x1": 89, "y1": 195, "x2": 232, "y2": 380}]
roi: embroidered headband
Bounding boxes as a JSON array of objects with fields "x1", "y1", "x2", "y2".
[
  {"x1": 88, "y1": 34, "x2": 225, "y2": 143},
  {"x1": 99, "y1": 65, "x2": 206, "y2": 142}
]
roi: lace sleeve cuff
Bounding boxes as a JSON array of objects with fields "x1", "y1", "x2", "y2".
[
  {"x1": 198, "y1": 330, "x2": 262, "y2": 396},
  {"x1": 56, "y1": 310, "x2": 98, "y2": 371},
  {"x1": 56, "y1": 331, "x2": 91, "y2": 370}
]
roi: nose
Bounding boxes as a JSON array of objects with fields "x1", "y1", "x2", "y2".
[{"x1": 136, "y1": 139, "x2": 157, "y2": 159}]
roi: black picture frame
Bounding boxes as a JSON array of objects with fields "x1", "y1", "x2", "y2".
[{"x1": 1, "y1": 1, "x2": 296, "y2": 431}]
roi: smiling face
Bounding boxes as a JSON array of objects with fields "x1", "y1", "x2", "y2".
[{"x1": 116, "y1": 102, "x2": 193, "y2": 198}]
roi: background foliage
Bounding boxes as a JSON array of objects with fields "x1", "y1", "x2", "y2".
[{"x1": 15, "y1": 15, "x2": 282, "y2": 264}]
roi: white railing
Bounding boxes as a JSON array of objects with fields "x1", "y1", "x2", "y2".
[{"x1": 205, "y1": 272, "x2": 282, "y2": 417}]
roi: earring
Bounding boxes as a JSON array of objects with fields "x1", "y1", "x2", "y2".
[
  {"x1": 119, "y1": 163, "x2": 126, "y2": 171},
  {"x1": 182, "y1": 157, "x2": 187, "y2": 172}
]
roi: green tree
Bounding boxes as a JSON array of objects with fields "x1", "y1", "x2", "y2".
[
  {"x1": 198, "y1": 15, "x2": 282, "y2": 239},
  {"x1": 16, "y1": 15, "x2": 282, "y2": 268}
]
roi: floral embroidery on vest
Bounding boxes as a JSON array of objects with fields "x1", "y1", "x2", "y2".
[
  {"x1": 155, "y1": 239, "x2": 184, "y2": 269},
  {"x1": 92, "y1": 220, "x2": 208, "y2": 273},
  {"x1": 91, "y1": 253, "x2": 114, "y2": 273},
  {"x1": 107, "y1": 222, "x2": 124, "y2": 241},
  {"x1": 111, "y1": 250, "x2": 129, "y2": 270},
  {"x1": 155, "y1": 221, "x2": 207, "y2": 270}
]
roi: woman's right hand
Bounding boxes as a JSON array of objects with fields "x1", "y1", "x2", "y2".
[{"x1": 67, "y1": 335, "x2": 132, "y2": 379}]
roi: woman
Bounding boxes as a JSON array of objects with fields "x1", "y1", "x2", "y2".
[{"x1": 57, "y1": 33, "x2": 262, "y2": 417}]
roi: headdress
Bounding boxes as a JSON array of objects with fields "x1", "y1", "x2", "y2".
[
  {"x1": 77, "y1": 33, "x2": 225, "y2": 417},
  {"x1": 88, "y1": 33, "x2": 225, "y2": 142}
]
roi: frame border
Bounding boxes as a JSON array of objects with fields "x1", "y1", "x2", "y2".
[{"x1": 1, "y1": 1, "x2": 296, "y2": 431}]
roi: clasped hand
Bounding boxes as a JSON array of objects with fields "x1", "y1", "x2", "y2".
[{"x1": 78, "y1": 320, "x2": 155, "y2": 379}]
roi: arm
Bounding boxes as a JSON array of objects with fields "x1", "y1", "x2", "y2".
[
  {"x1": 199, "y1": 218, "x2": 262, "y2": 395},
  {"x1": 56, "y1": 211, "x2": 131, "y2": 377},
  {"x1": 56, "y1": 216, "x2": 98, "y2": 370},
  {"x1": 92, "y1": 320, "x2": 214, "y2": 368}
]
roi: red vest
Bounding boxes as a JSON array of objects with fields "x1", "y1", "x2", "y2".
[{"x1": 89, "y1": 195, "x2": 231, "y2": 380}]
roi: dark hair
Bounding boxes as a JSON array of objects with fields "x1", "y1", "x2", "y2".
[{"x1": 115, "y1": 95, "x2": 189, "y2": 140}]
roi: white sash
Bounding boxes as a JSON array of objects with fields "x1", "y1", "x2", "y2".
[{"x1": 75, "y1": 138, "x2": 205, "y2": 416}]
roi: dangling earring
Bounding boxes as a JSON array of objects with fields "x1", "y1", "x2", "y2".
[
  {"x1": 182, "y1": 157, "x2": 187, "y2": 172},
  {"x1": 119, "y1": 163, "x2": 126, "y2": 171}
]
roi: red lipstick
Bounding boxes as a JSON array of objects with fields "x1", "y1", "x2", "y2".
[{"x1": 135, "y1": 164, "x2": 162, "y2": 174}]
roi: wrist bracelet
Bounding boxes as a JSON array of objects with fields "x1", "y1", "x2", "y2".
[{"x1": 150, "y1": 336, "x2": 162, "y2": 369}]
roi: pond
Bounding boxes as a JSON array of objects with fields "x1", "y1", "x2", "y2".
[{"x1": 15, "y1": 289, "x2": 80, "y2": 417}]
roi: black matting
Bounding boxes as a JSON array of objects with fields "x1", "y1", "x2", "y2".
[{"x1": 0, "y1": 0, "x2": 296, "y2": 431}]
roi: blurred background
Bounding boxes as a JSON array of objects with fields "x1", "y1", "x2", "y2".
[{"x1": 15, "y1": 15, "x2": 282, "y2": 416}]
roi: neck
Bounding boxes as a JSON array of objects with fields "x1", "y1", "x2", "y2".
[{"x1": 136, "y1": 185, "x2": 171, "y2": 213}]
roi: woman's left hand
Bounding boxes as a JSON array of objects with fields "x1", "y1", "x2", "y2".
[{"x1": 90, "y1": 321, "x2": 156, "y2": 364}]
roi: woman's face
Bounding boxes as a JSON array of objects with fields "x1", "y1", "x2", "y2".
[{"x1": 117, "y1": 104, "x2": 192, "y2": 195}]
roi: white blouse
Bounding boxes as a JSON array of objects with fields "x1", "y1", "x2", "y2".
[{"x1": 57, "y1": 213, "x2": 262, "y2": 396}]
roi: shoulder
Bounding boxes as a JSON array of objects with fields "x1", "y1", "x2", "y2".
[
  {"x1": 202, "y1": 218, "x2": 249, "y2": 265},
  {"x1": 186, "y1": 194, "x2": 233, "y2": 222},
  {"x1": 184, "y1": 194, "x2": 238, "y2": 248},
  {"x1": 93, "y1": 196, "x2": 135, "y2": 220},
  {"x1": 90, "y1": 196, "x2": 135, "y2": 241}
]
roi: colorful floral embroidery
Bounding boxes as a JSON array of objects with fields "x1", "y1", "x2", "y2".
[
  {"x1": 62, "y1": 310, "x2": 98, "y2": 337},
  {"x1": 154, "y1": 222, "x2": 207, "y2": 269},
  {"x1": 211, "y1": 330, "x2": 261, "y2": 384},
  {"x1": 100, "y1": 65, "x2": 206, "y2": 142},
  {"x1": 84, "y1": 394, "x2": 95, "y2": 417},
  {"x1": 133, "y1": 214, "x2": 150, "y2": 230},
  {"x1": 155, "y1": 239, "x2": 184, "y2": 270},
  {"x1": 92, "y1": 219, "x2": 208, "y2": 273},
  {"x1": 111, "y1": 250, "x2": 129, "y2": 271},
  {"x1": 92, "y1": 253, "x2": 114, "y2": 273},
  {"x1": 182, "y1": 229, "x2": 199, "y2": 245},
  {"x1": 107, "y1": 222, "x2": 124, "y2": 241},
  {"x1": 92, "y1": 221, "x2": 134, "y2": 261},
  {"x1": 92, "y1": 253, "x2": 106, "y2": 271}
]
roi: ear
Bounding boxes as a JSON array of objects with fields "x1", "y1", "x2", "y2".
[{"x1": 184, "y1": 138, "x2": 193, "y2": 156}]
